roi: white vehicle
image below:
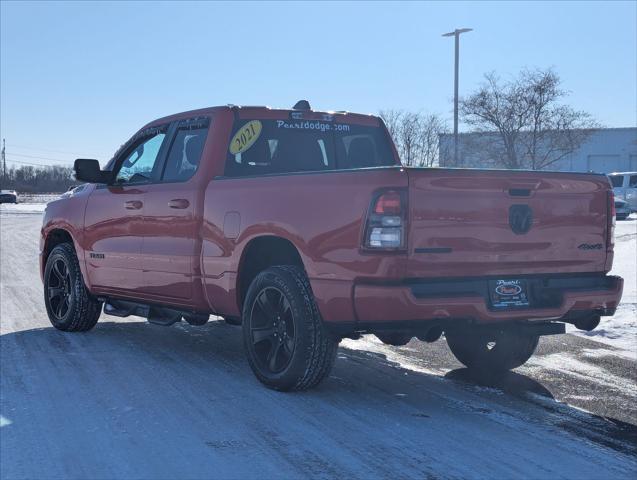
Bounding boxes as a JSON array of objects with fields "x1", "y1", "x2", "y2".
[
  {"x1": 615, "y1": 198, "x2": 631, "y2": 220},
  {"x1": 608, "y1": 172, "x2": 637, "y2": 212},
  {"x1": 0, "y1": 189, "x2": 18, "y2": 204}
]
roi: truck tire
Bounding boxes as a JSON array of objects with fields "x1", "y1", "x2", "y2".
[
  {"x1": 445, "y1": 329, "x2": 538, "y2": 373},
  {"x1": 242, "y1": 265, "x2": 338, "y2": 391},
  {"x1": 44, "y1": 243, "x2": 102, "y2": 332}
]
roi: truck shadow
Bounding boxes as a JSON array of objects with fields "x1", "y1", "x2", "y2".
[
  {"x1": 1, "y1": 318, "x2": 636, "y2": 465},
  {"x1": 444, "y1": 368, "x2": 555, "y2": 399}
]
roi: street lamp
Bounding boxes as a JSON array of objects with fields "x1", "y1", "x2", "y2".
[{"x1": 442, "y1": 28, "x2": 472, "y2": 166}]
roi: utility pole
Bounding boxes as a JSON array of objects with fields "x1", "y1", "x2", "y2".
[
  {"x1": 1, "y1": 139, "x2": 5, "y2": 182},
  {"x1": 442, "y1": 28, "x2": 472, "y2": 166}
]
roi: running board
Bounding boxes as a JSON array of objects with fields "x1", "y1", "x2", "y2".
[{"x1": 102, "y1": 299, "x2": 208, "y2": 326}]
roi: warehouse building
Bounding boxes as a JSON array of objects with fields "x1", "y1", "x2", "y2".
[{"x1": 439, "y1": 127, "x2": 637, "y2": 173}]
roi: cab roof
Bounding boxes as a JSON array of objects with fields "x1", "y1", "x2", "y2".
[{"x1": 145, "y1": 102, "x2": 381, "y2": 129}]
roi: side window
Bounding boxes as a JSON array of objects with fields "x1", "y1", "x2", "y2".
[
  {"x1": 115, "y1": 133, "x2": 166, "y2": 184},
  {"x1": 162, "y1": 127, "x2": 208, "y2": 182},
  {"x1": 609, "y1": 175, "x2": 624, "y2": 188},
  {"x1": 339, "y1": 134, "x2": 382, "y2": 169},
  {"x1": 629, "y1": 175, "x2": 637, "y2": 188}
]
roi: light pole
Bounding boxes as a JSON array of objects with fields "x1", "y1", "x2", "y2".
[{"x1": 442, "y1": 28, "x2": 472, "y2": 166}]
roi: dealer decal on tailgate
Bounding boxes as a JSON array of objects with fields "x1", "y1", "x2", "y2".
[{"x1": 489, "y1": 279, "x2": 530, "y2": 309}]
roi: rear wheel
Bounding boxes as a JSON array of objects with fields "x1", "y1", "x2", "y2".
[
  {"x1": 44, "y1": 243, "x2": 102, "y2": 332},
  {"x1": 242, "y1": 265, "x2": 338, "y2": 391},
  {"x1": 445, "y1": 328, "x2": 538, "y2": 373}
]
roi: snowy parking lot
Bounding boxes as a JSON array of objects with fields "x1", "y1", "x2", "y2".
[{"x1": 1, "y1": 204, "x2": 636, "y2": 479}]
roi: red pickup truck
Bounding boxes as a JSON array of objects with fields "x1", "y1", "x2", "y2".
[{"x1": 41, "y1": 102, "x2": 623, "y2": 391}]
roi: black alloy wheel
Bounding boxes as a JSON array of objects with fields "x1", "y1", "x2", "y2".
[
  {"x1": 249, "y1": 287, "x2": 296, "y2": 374},
  {"x1": 43, "y1": 243, "x2": 101, "y2": 332},
  {"x1": 242, "y1": 265, "x2": 339, "y2": 391},
  {"x1": 47, "y1": 257, "x2": 73, "y2": 320}
]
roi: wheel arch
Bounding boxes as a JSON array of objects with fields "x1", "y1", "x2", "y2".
[
  {"x1": 236, "y1": 235, "x2": 305, "y2": 313},
  {"x1": 41, "y1": 228, "x2": 83, "y2": 282}
]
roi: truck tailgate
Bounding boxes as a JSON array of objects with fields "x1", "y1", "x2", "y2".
[{"x1": 405, "y1": 168, "x2": 611, "y2": 278}]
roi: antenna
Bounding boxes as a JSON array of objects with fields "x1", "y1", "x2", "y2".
[{"x1": 292, "y1": 100, "x2": 311, "y2": 110}]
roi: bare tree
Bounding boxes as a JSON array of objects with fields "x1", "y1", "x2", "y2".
[
  {"x1": 379, "y1": 110, "x2": 448, "y2": 167},
  {"x1": 379, "y1": 109, "x2": 403, "y2": 144},
  {"x1": 418, "y1": 113, "x2": 448, "y2": 167},
  {"x1": 1, "y1": 164, "x2": 78, "y2": 193},
  {"x1": 460, "y1": 68, "x2": 600, "y2": 170}
]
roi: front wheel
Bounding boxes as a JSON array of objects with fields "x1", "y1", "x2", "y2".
[
  {"x1": 44, "y1": 243, "x2": 102, "y2": 332},
  {"x1": 445, "y1": 328, "x2": 538, "y2": 373},
  {"x1": 242, "y1": 265, "x2": 338, "y2": 391}
]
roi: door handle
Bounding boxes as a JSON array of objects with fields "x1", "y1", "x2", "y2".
[
  {"x1": 168, "y1": 198, "x2": 190, "y2": 209},
  {"x1": 124, "y1": 200, "x2": 143, "y2": 210}
]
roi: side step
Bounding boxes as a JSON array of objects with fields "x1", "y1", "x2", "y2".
[{"x1": 102, "y1": 299, "x2": 209, "y2": 326}]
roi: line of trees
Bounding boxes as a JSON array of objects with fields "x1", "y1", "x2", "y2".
[
  {"x1": 379, "y1": 110, "x2": 449, "y2": 167},
  {"x1": 0, "y1": 165, "x2": 78, "y2": 193}
]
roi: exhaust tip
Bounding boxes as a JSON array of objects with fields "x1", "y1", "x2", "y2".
[{"x1": 574, "y1": 315, "x2": 601, "y2": 332}]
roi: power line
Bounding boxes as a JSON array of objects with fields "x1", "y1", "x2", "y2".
[
  {"x1": 7, "y1": 152, "x2": 70, "y2": 162},
  {"x1": 6, "y1": 143, "x2": 103, "y2": 158}
]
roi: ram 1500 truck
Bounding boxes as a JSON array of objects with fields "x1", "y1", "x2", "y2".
[{"x1": 40, "y1": 102, "x2": 624, "y2": 391}]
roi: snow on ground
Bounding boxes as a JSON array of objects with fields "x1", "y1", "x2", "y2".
[
  {"x1": 1, "y1": 210, "x2": 636, "y2": 479},
  {"x1": 0, "y1": 193, "x2": 60, "y2": 216},
  {"x1": 0, "y1": 194, "x2": 59, "y2": 215},
  {"x1": 567, "y1": 304, "x2": 637, "y2": 359},
  {"x1": 566, "y1": 216, "x2": 637, "y2": 358},
  {"x1": 0, "y1": 202, "x2": 48, "y2": 215}
]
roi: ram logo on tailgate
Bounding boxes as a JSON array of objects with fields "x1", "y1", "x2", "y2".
[{"x1": 509, "y1": 205, "x2": 533, "y2": 234}]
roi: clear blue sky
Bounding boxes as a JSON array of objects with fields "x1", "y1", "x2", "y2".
[{"x1": 1, "y1": 0, "x2": 636, "y2": 167}]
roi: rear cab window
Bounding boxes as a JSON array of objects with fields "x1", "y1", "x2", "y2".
[
  {"x1": 223, "y1": 111, "x2": 396, "y2": 177},
  {"x1": 608, "y1": 175, "x2": 624, "y2": 188}
]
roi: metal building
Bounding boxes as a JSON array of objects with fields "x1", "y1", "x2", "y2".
[{"x1": 439, "y1": 127, "x2": 637, "y2": 173}]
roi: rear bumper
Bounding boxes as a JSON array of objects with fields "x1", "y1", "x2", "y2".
[{"x1": 353, "y1": 274, "x2": 623, "y2": 325}]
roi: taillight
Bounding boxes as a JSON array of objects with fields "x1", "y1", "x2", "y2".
[
  {"x1": 364, "y1": 189, "x2": 407, "y2": 250},
  {"x1": 607, "y1": 190, "x2": 615, "y2": 251}
]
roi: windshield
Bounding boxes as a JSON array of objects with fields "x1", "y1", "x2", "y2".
[{"x1": 224, "y1": 118, "x2": 396, "y2": 177}]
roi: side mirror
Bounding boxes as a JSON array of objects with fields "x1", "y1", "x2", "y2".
[{"x1": 74, "y1": 159, "x2": 111, "y2": 184}]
